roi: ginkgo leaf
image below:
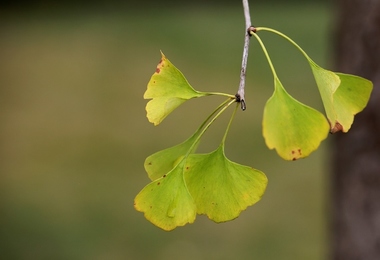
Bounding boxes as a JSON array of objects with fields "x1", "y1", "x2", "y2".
[
  {"x1": 184, "y1": 144, "x2": 267, "y2": 222},
  {"x1": 144, "y1": 131, "x2": 200, "y2": 181},
  {"x1": 263, "y1": 78, "x2": 329, "y2": 160},
  {"x1": 134, "y1": 159, "x2": 197, "y2": 231},
  {"x1": 144, "y1": 52, "x2": 207, "y2": 125},
  {"x1": 310, "y1": 62, "x2": 373, "y2": 133}
]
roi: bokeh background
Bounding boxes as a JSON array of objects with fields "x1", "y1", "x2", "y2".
[{"x1": 1, "y1": 0, "x2": 333, "y2": 259}]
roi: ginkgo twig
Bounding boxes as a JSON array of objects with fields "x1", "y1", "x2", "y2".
[{"x1": 236, "y1": 0, "x2": 254, "y2": 111}]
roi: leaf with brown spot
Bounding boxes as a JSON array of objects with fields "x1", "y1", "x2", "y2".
[
  {"x1": 309, "y1": 60, "x2": 373, "y2": 133},
  {"x1": 134, "y1": 159, "x2": 197, "y2": 231},
  {"x1": 144, "y1": 128, "x2": 200, "y2": 181},
  {"x1": 263, "y1": 78, "x2": 329, "y2": 160},
  {"x1": 144, "y1": 52, "x2": 208, "y2": 125}
]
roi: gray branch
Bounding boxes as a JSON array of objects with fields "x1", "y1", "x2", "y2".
[{"x1": 236, "y1": 0, "x2": 253, "y2": 111}]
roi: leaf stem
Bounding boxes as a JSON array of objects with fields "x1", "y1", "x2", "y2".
[
  {"x1": 222, "y1": 103, "x2": 239, "y2": 145},
  {"x1": 236, "y1": 0, "x2": 253, "y2": 111},
  {"x1": 255, "y1": 27, "x2": 313, "y2": 64},
  {"x1": 203, "y1": 92, "x2": 236, "y2": 99},
  {"x1": 166, "y1": 98, "x2": 234, "y2": 174},
  {"x1": 197, "y1": 98, "x2": 233, "y2": 131},
  {"x1": 185, "y1": 99, "x2": 236, "y2": 158},
  {"x1": 251, "y1": 32, "x2": 279, "y2": 83}
]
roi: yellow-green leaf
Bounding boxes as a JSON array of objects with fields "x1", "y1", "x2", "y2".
[
  {"x1": 263, "y1": 78, "x2": 329, "y2": 160},
  {"x1": 185, "y1": 145, "x2": 267, "y2": 222},
  {"x1": 134, "y1": 160, "x2": 196, "y2": 231},
  {"x1": 144, "y1": 52, "x2": 207, "y2": 125},
  {"x1": 144, "y1": 131, "x2": 200, "y2": 181},
  {"x1": 310, "y1": 62, "x2": 373, "y2": 133}
]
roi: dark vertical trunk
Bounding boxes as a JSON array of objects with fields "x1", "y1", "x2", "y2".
[{"x1": 333, "y1": 0, "x2": 380, "y2": 259}]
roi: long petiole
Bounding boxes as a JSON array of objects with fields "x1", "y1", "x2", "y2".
[
  {"x1": 197, "y1": 98, "x2": 234, "y2": 131},
  {"x1": 185, "y1": 98, "x2": 236, "y2": 158},
  {"x1": 165, "y1": 98, "x2": 234, "y2": 174},
  {"x1": 222, "y1": 102, "x2": 240, "y2": 145},
  {"x1": 251, "y1": 32, "x2": 279, "y2": 82},
  {"x1": 255, "y1": 27, "x2": 313, "y2": 63},
  {"x1": 203, "y1": 92, "x2": 236, "y2": 99}
]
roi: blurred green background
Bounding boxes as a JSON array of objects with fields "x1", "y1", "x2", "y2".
[{"x1": 1, "y1": 1, "x2": 333, "y2": 259}]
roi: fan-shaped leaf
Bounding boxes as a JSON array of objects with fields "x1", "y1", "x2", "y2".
[
  {"x1": 144, "y1": 52, "x2": 207, "y2": 125},
  {"x1": 134, "y1": 160, "x2": 197, "y2": 231},
  {"x1": 310, "y1": 62, "x2": 373, "y2": 133},
  {"x1": 185, "y1": 145, "x2": 267, "y2": 222},
  {"x1": 144, "y1": 132, "x2": 200, "y2": 181},
  {"x1": 263, "y1": 78, "x2": 329, "y2": 160}
]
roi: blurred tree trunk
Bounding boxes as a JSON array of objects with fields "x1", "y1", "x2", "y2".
[{"x1": 332, "y1": 0, "x2": 380, "y2": 259}]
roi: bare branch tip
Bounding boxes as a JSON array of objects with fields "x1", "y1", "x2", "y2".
[
  {"x1": 240, "y1": 100, "x2": 246, "y2": 111},
  {"x1": 235, "y1": 93, "x2": 246, "y2": 111}
]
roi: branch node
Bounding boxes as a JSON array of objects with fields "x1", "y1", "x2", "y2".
[
  {"x1": 247, "y1": 26, "x2": 256, "y2": 36},
  {"x1": 235, "y1": 93, "x2": 246, "y2": 111}
]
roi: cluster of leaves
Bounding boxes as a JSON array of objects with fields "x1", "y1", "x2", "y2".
[
  {"x1": 134, "y1": 28, "x2": 373, "y2": 231},
  {"x1": 134, "y1": 53, "x2": 267, "y2": 231}
]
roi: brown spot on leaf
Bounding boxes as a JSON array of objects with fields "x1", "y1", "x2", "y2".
[
  {"x1": 291, "y1": 149, "x2": 302, "y2": 160},
  {"x1": 157, "y1": 182, "x2": 160, "y2": 185},
  {"x1": 155, "y1": 68, "x2": 160, "y2": 73},
  {"x1": 163, "y1": 174, "x2": 166, "y2": 178},
  {"x1": 330, "y1": 121, "x2": 343, "y2": 134},
  {"x1": 147, "y1": 162, "x2": 152, "y2": 165}
]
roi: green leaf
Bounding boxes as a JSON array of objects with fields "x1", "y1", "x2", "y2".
[
  {"x1": 263, "y1": 78, "x2": 329, "y2": 160},
  {"x1": 310, "y1": 62, "x2": 373, "y2": 133},
  {"x1": 144, "y1": 131, "x2": 200, "y2": 181},
  {"x1": 134, "y1": 160, "x2": 197, "y2": 231},
  {"x1": 144, "y1": 52, "x2": 207, "y2": 125},
  {"x1": 185, "y1": 145, "x2": 267, "y2": 222}
]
